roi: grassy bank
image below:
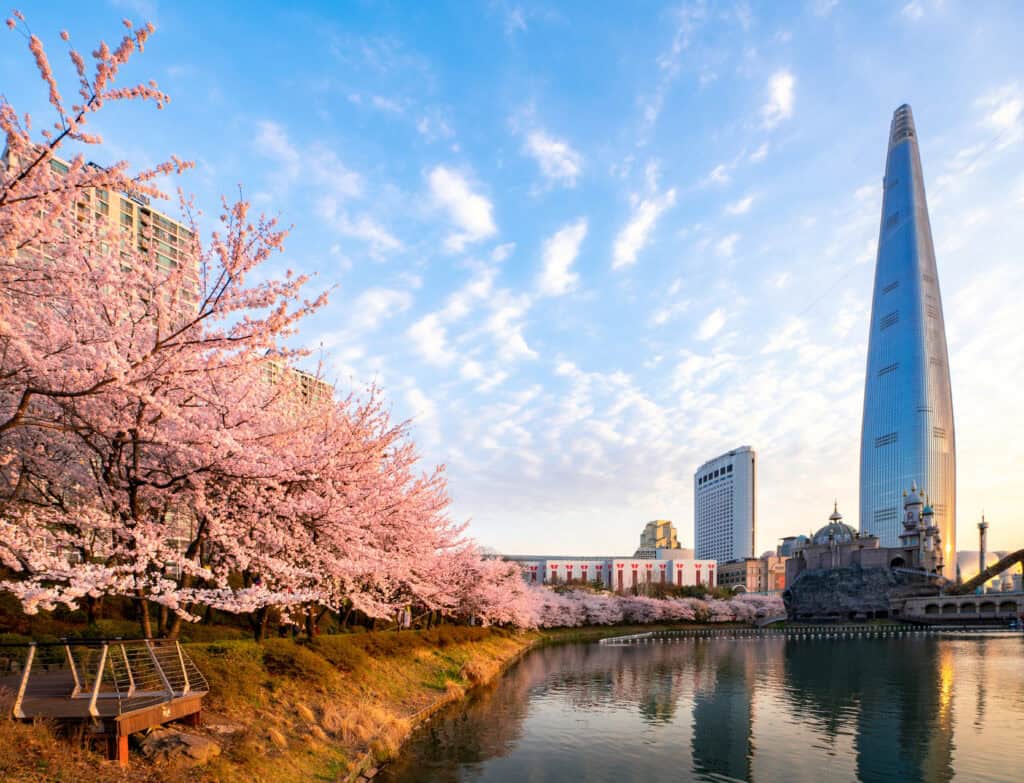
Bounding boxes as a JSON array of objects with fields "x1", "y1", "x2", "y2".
[
  {"x1": 0, "y1": 622, "x2": 722, "y2": 782},
  {"x1": 1, "y1": 626, "x2": 538, "y2": 782}
]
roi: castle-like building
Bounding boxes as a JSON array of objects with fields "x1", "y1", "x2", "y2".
[{"x1": 786, "y1": 483, "x2": 944, "y2": 588}]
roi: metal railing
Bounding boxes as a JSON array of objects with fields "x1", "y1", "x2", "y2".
[{"x1": 0, "y1": 638, "x2": 207, "y2": 720}]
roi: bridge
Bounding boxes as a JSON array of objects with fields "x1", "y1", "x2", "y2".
[
  {"x1": 0, "y1": 638, "x2": 208, "y2": 765},
  {"x1": 902, "y1": 592, "x2": 1024, "y2": 622},
  {"x1": 948, "y1": 548, "x2": 1024, "y2": 595}
]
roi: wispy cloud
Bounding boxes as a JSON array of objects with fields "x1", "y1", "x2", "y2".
[
  {"x1": 725, "y1": 194, "x2": 755, "y2": 215},
  {"x1": 703, "y1": 163, "x2": 731, "y2": 186},
  {"x1": 637, "y1": 4, "x2": 707, "y2": 140},
  {"x1": 407, "y1": 314, "x2": 456, "y2": 366},
  {"x1": 977, "y1": 83, "x2": 1023, "y2": 148},
  {"x1": 761, "y1": 70, "x2": 796, "y2": 129},
  {"x1": 810, "y1": 0, "x2": 839, "y2": 16},
  {"x1": 612, "y1": 188, "x2": 677, "y2": 269},
  {"x1": 715, "y1": 233, "x2": 740, "y2": 257},
  {"x1": 428, "y1": 166, "x2": 497, "y2": 251},
  {"x1": 902, "y1": 1, "x2": 925, "y2": 21},
  {"x1": 524, "y1": 131, "x2": 583, "y2": 187},
  {"x1": 538, "y1": 219, "x2": 588, "y2": 296},
  {"x1": 697, "y1": 308, "x2": 727, "y2": 340}
]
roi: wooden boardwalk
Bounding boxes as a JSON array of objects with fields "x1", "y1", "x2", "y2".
[{"x1": 1, "y1": 639, "x2": 208, "y2": 765}]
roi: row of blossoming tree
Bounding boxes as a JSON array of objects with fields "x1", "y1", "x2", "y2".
[{"x1": 0, "y1": 14, "x2": 782, "y2": 639}]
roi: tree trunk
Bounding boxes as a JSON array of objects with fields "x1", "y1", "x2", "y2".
[
  {"x1": 137, "y1": 593, "x2": 152, "y2": 638},
  {"x1": 166, "y1": 610, "x2": 185, "y2": 641},
  {"x1": 85, "y1": 595, "x2": 101, "y2": 626},
  {"x1": 252, "y1": 607, "x2": 270, "y2": 643}
]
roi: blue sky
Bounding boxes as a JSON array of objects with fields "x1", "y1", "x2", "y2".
[{"x1": 5, "y1": 0, "x2": 1024, "y2": 555}]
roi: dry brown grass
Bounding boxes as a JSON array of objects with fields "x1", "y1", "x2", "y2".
[
  {"x1": 0, "y1": 627, "x2": 537, "y2": 782},
  {"x1": 460, "y1": 655, "x2": 499, "y2": 686}
]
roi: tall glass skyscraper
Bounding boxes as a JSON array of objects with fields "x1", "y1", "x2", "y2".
[{"x1": 859, "y1": 105, "x2": 955, "y2": 571}]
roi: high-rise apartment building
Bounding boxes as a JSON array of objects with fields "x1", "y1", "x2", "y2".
[
  {"x1": 694, "y1": 446, "x2": 756, "y2": 563},
  {"x1": 859, "y1": 105, "x2": 955, "y2": 570},
  {"x1": 1, "y1": 146, "x2": 199, "y2": 310}
]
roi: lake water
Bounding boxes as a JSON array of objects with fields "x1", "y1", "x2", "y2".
[{"x1": 381, "y1": 631, "x2": 1024, "y2": 782}]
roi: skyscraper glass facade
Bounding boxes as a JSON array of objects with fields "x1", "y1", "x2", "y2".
[{"x1": 859, "y1": 105, "x2": 955, "y2": 570}]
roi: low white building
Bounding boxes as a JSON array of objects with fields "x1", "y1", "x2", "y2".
[
  {"x1": 506, "y1": 552, "x2": 717, "y2": 591},
  {"x1": 545, "y1": 559, "x2": 610, "y2": 586}
]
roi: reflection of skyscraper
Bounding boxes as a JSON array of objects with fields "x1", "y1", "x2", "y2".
[
  {"x1": 859, "y1": 105, "x2": 956, "y2": 571},
  {"x1": 782, "y1": 636, "x2": 954, "y2": 783},
  {"x1": 855, "y1": 640, "x2": 954, "y2": 783},
  {"x1": 691, "y1": 639, "x2": 754, "y2": 781}
]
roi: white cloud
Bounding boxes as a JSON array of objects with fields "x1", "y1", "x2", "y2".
[
  {"x1": 761, "y1": 70, "x2": 796, "y2": 129},
  {"x1": 407, "y1": 314, "x2": 456, "y2": 366},
  {"x1": 255, "y1": 121, "x2": 406, "y2": 253},
  {"x1": 612, "y1": 188, "x2": 677, "y2": 269},
  {"x1": 977, "y1": 83, "x2": 1023, "y2": 148},
  {"x1": 901, "y1": 1, "x2": 924, "y2": 21},
  {"x1": 638, "y1": 5, "x2": 707, "y2": 138},
  {"x1": 725, "y1": 195, "x2": 755, "y2": 215},
  {"x1": 524, "y1": 131, "x2": 583, "y2": 187},
  {"x1": 351, "y1": 288, "x2": 413, "y2": 332},
  {"x1": 810, "y1": 0, "x2": 839, "y2": 16},
  {"x1": 749, "y1": 143, "x2": 769, "y2": 162},
  {"x1": 428, "y1": 166, "x2": 497, "y2": 252},
  {"x1": 370, "y1": 95, "x2": 404, "y2": 113},
  {"x1": 486, "y1": 294, "x2": 537, "y2": 362},
  {"x1": 416, "y1": 110, "x2": 454, "y2": 142},
  {"x1": 404, "y1": 385, "x2": 441, "y2": 445},
  {"x1": 460, "y1": 360, "x2": 484, "y2": 380},
  {"x1": 315, "y1": 197, "x2": 403, "y2": 252},
  {"x1": 538, "y1": 219, "x2": 588, "y2": 296},
  {"x1": 704, "y1": 163, "x2": 731, "y2": 186},
  {"x1": 715, "y1": 233, "x2": 740, "y2": 257},
  {"x1": 761, "y1": 317, "x2": 807, "y2": 354},
  {"x1": 491, "y1": 243, "x2": 516, "y2": 263},
  {"x1": 505, "y1": 5, "x2": 527, "y2": 35},
  {"x1": 697, "y1": 308, "x2": 727, "y2": 340},
  {"x1": 648, "y1": 299, "x2": 690, "y2": 327},
  {"x1": 255, "y1": 121, "x2": 363, "y2": 199}
]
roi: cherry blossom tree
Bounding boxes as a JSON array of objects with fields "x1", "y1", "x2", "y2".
[{"x1": 0, "y1": 12, "x2": 786, "y2": 640}]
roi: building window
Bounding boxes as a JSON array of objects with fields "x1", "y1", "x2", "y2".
[
  {"x1": 882, "y1": 280, "x2": 899, "y2": 294},
  {"x1": 877, "y1": 362, "x2": 899, "y2": 376},
  {"x1": 879, "y1": 311, "x2": 899, "y2": 330},
  {"x1": 874, "y1": 432, "x2": 898, "y2": 447}
]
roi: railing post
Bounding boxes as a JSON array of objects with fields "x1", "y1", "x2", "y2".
[
  {"x1": 146, "y1": 640, "x2": 176, "y2": 700},
  {"x1": 175, "y1": 642, "x2": 190, "y2": 695},
  {"x1": 65, "y1": 642, "x2": 81, "y2": 697},
  {"x1": 12, "y1": 643, "x2": 35, "y2": 719},
  {"x1": 88, "y1": 644, "x2": 108, "y2": 718},
  {"x1": 121, "y1": 644, "x2": 135, "y2": 697}
]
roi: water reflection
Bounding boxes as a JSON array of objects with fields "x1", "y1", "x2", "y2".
[{"x1": 381, "y1": 634, "x2": 1024, "y2": 782}]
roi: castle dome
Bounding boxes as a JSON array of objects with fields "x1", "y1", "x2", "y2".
[{"x1": 812, "y1": 502, "x2": 858, "y2": 546}]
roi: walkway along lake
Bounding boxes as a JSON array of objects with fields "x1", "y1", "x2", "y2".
[{"x1": 381, "y1": 629, "x2": 1024, "y2": 782}]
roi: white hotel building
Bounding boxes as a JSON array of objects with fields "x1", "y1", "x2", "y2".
[{"x1": 694, "y1": 446, "x2": 757, "y2": 564}]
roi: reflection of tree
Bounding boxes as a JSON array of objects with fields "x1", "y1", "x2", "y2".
[
  {"x1": 782, "y1": 637, "x2": 955, "y2": 783},
  {"x1": 380, "y1": 650, "x2": 546, "y2": 782}
]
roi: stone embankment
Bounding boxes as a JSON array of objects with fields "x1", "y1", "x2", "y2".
[{"x1": 783, "y1": 564, "x2": 938, "y2": 621}]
